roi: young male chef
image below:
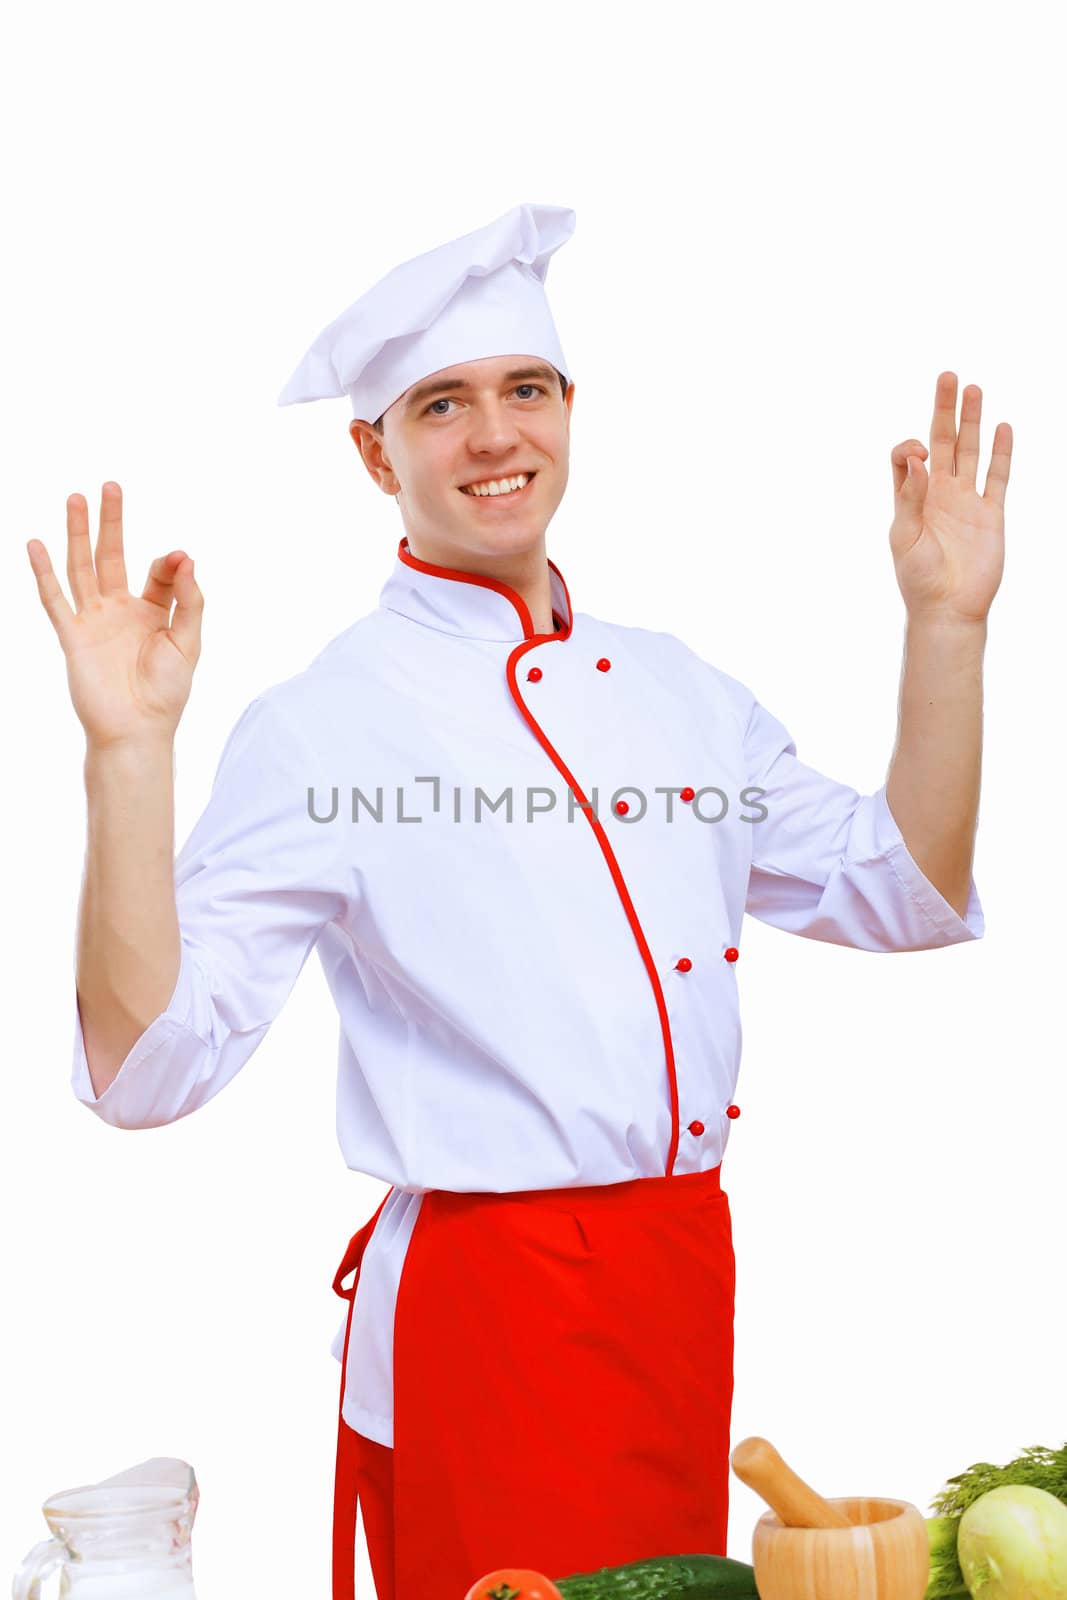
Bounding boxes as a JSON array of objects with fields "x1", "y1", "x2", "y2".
[{"x1": 64, "y1": 201, "x2": 1006, "y2": 1600}]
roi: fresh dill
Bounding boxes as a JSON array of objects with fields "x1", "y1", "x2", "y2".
[{"x1": 929, "y1": 1443, "x2": 1067, "y2": 1517}]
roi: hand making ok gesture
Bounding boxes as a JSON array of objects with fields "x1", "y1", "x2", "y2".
[
  {"x1": 27, "y1": 481, "x2": 204, "y2": 749},
  {"x1": 888, "y1": 370, "x2": 1012, "y2": 626}
]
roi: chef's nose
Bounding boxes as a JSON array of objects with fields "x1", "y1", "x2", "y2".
[{"x1": 459, "y1": 402, "x2": 527, "y2": 455}]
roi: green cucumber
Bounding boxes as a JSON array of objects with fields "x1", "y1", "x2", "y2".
[{"x1": 555, "y1": 1551, "x2": 760, "y2": 1598}]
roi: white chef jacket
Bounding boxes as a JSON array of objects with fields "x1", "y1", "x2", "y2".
[{"x1": 71, "y1": 536, "x2": 984, "y2": 1446}]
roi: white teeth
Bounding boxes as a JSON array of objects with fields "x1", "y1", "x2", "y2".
[{"x1": 461, "y1": 473, "x2": 531, "y2": 497}]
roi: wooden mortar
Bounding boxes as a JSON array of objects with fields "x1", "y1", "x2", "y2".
[{"x1": 730, "y1": 1436, "x2": 929, "y2": 1600}]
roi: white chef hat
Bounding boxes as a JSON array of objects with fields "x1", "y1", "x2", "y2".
[{"x1": 277, "y1": 202, "x2": 576, "y2": 426}]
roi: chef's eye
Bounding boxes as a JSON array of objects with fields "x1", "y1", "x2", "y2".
[{"x1": 423, "y1": 384, "x2": 545, "y2": 417}]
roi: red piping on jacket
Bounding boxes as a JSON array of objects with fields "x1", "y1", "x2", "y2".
[{"x1": 395, "y1": 537, "x2": 682, "y2": 1177}]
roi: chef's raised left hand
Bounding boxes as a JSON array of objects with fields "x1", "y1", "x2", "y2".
[{"x1": 888, "y1": 370, "x2": 1012, "y2": 625}]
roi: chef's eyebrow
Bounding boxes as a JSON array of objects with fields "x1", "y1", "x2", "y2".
[{"x1": 403, "y1": 363, "x2": 560, "y2": 413}]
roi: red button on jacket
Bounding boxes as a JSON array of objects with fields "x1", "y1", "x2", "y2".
[
  {"x1": 726, "y1": 1104, "x2": 741, "y2": 1119},
  {"x1": 688, "y1": 1120, "x2": 705, "y2": 1136},
  {"x1": 615, "y1": 800, "x2": 629, "y2": 816},
  {"x1": 724, "y1": 947, "x2": 739, "y2": 963},
  {"x1": 675, "y1": 957, "x2": 693, "y2": 972},
  {"x1": 680, "y1": 786, "x2": 695, "y2": 802},
  {"x1": 527, "y1": 666, "x2": 543, "y2": 682},
  {"x1": 596, "y1": 658, "x2": 612, "y2": 672}
]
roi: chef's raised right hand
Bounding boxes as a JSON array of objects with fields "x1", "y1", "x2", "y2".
[{"x1": 27, "y1": 481, "x2": 203, "y2": 750}]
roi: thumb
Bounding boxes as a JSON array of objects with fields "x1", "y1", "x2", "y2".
[
  {"x1": 169, "y1": 556, "x2": 203, "y2": 663},
  {"x1": 898, "y1": 452, "x2": 928, "y2": 520}
]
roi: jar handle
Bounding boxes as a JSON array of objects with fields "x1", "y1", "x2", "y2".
[{"x1": 11, "y1": 1538, "x2": 64, "y2": 1600}]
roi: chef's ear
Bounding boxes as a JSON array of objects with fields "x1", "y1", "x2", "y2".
[{"x1": 349, "y1": 419, "x2": 399, "y2": 495}]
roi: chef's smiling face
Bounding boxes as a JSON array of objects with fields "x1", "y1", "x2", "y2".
[{"x1": 348, "y1": 353, "x2": 574, "y2": 569}]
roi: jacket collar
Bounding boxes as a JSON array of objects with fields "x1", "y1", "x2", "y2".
[{"x1": 378, "y1": 536, "x2": 573, "y2": 644}]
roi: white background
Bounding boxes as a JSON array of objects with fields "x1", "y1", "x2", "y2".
[{"x1": 3, "y1": 1, "x2": 1063, "y2": 1594}]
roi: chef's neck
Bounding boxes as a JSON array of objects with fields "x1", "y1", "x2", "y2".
[{"x1": 404, "y1": 533, "x2": 556, "y2": 635}]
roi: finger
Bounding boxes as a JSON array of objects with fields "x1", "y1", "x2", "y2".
[
  {"x1": 928, "y1": 370, "x2": 959, "y2": 478},
  {"x1": 894, "y1": 449, "x2": 928, "y2": 532},
  {"x1": 983, "y1": 421, "x2": 1013, "y2": 510},
  {"x1": 65, "y1": 493, "x2": 100, "y2": 610},
  {"x1": 26, "y1": 538, "x2": 76, "y2": 641},
  {"x1": 142, "y1": 550, "x2": 191, "y2": 608},
  {"x1": 167, "y1": 557, "x2": 203, "y2": 663},
  {"x1": 95, "y1": 480, "x2": 130, "y2": 595},
  {"x1": 890, "y1": 439, "x2": 928, "y2": 497},
  {"x1": 955, "y1": 383, "x2": 982, "y2": 491}
]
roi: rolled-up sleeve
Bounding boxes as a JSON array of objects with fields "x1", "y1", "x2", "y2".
[
  {"x1": 71, "y1": 691, "x2": 348, "y2": 1128},
  {"x1": 740, "y1": 692, "x2": 985, "y2": 952}
]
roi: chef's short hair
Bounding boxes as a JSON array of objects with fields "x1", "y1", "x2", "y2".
[{"x1": 371, "y1": 367, "x2": 569, "y2": 435}]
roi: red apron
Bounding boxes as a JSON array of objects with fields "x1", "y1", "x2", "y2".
[{"x1": 332, "y1": 1163, "x2": 735, "y2": 1599}]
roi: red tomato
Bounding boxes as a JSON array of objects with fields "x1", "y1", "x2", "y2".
[{"x1": 463, "y1": 1569, "x2": 564, "y2": 1600}]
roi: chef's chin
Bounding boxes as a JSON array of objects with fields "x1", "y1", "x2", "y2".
[{"x1": 446, "y1": 519, "x2": 548, "y2": 565}]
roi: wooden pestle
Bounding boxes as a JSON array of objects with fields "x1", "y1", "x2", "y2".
[{"x1": 730, "y1": 1437, "x2": 853, "y2": 1529}]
